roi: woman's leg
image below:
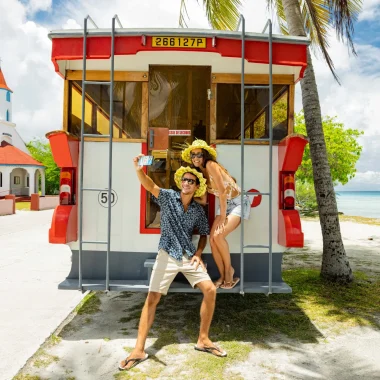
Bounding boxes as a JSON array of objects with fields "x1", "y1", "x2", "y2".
[
  {"x1": 209, "y1": 216, "x2": 225, "y2": 286},
  {"x1": 213, "y1": 215, "x2": 241, "y2": 284}
]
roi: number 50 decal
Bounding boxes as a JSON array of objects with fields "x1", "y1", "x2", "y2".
[{"x1": 98, "y1": 189, "x2": 118, "y2": 208}]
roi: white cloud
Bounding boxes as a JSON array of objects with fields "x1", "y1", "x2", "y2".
[
  {"x1": 0, "y1": 0, "x2": 62, "y2": 141},
  {"x1": 335, "y1": 171, "x2": 380, "y2": 191},
  {"x1": 26, "y1": 0, "x2": 52, "y2": 14},
  {"x1": 62, "y1": 18, "x2": 81, "y2": 30},
  {"x1": 295, "y1": 33, "x2": 380, "y2": 191},
  {"x1": 358, "y1": 0, "x2": 380, "y2": 22},
  {"x1": 0, "y1": 0, "x2": 378, "y2": 190}
]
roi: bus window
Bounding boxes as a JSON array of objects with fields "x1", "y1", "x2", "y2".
[
  {"x1": 216, "y1": 84, "x2": 289, "y2": 141},
  {"x1": 68, "y1": 81, "x2": 143, "y2": 139},
  {"x1": 145, "y1": 65, "x2": 211, "y2": 229}
]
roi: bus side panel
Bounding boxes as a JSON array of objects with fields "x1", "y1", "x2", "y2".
[
  {"x1": 215, "y1": 144, "x2": 283, "y2": 254},
  {"x1": 69, "y1": 142, "x2": 160, "y2": 252}
]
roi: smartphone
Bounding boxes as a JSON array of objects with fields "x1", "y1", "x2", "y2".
[{"x1": 138, "y1": 155, "x2": 154, "y2": 166}]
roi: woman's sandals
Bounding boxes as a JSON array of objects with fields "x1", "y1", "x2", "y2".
[{"x1": 220, "y1": 277, "x2": 240, "y2": 289}]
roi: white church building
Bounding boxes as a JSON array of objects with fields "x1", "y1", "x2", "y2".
[{"x1": 0, "y1": 66, "x2": 45, "y2": 197}]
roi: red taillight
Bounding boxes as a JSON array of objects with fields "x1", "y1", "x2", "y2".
[
  {"x1": 59, "y1": 169, "x2": 75, "y2": 205},
  {"x1": 283, "y1": 173, "x2": 295, "y2": 209}
]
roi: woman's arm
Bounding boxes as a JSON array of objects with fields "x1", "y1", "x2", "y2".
[
  {"x1": 206, "y1": 161, "x2": 228, "y2": 229},
  {"x1": 193, "y1": 193, "x2": 208, "y2": 206}
]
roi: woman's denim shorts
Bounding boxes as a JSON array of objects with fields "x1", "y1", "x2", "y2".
[{"x1": 216, "y1": 195, "x2": 251, "y2": 220}]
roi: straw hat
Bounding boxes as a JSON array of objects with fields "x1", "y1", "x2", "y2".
[
  {"x1": 181, "y1": 139, "x2": 217, "y2": 164},
  {"x1": 174, "y1": 166, "x2": 207, "y2": 198}
]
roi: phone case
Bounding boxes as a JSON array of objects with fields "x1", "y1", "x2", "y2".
[{"x1": 138, "y1": 156, "x2": 154, "y2": 166}]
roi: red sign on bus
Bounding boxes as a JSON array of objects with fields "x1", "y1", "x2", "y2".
[{"x1": 168, "y1": 130, "x2": 191, "y2": 136}]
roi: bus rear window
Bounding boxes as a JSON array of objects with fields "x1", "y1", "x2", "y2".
[
  {"x1": 216, "y1": 84, "x2": 289, "y2": 141},
  {"x1": 68, "y1": 81, "x2": 143, "y2": 139}
]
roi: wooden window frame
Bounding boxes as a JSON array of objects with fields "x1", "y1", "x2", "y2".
[
  {"x1": 63, "y1": 71, "x2": 149, "y2": 143},
  {"x1": 210, "y1": 73, "x2": 295, "y2": 145}
]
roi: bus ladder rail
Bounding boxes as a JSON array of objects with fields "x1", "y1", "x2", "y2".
[
  {"x1": 78, "y1": 15, "x2": 123, "y2": 292},
  {"x1": 238, "y1": 16, "x2": 274, "y2": 296}
]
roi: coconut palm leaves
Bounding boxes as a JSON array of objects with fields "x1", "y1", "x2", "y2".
[
  {"x1": 180, "y1": 0, "x2": 362, "y2": 82},
  {"x1": 179, "y1": 0, "x2": 242, "y2": 30},
  {"x1": 269, "y1": 0, "x2": 362, "y2": 82}
]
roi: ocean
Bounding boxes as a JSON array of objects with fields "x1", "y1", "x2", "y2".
[{"x1": 336, "y1": 191, "x2": 380, "y2": 219}]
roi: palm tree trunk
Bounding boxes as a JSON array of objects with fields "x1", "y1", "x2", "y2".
[{"x1": 282, "y1": 0, "x2": 353, "y2": 282}]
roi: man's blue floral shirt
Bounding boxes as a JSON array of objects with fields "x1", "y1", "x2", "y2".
[{"x1": 153, "y1": 189, "x2": 210, "y2": 261}]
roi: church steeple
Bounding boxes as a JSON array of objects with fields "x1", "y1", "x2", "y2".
[
  {"x1": 0, "y1": 63, "x2": 13, "y2": 93},
  {"x1": 0, "y1": 63, "x2": 13, "y2": 122}
]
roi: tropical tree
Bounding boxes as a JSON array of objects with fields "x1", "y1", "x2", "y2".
[
  {"x1": 295, "y1": 111, "x2": 363, "y2": 215},
  {"x1": 295, "y1": 112, "x2": 363, "y2": 185},
  {"x1": 180, "y1": 0, "x2": 362, "y2": 283},
  {"x1": 27, "y1": 139, "x2": 60, "y2": 195},
  {"x1": 270, "y1": 0, "x2": 361, "y2": 283}
]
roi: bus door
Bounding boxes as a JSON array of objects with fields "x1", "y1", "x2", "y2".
[{"x1": 145, "y1": 65, "x2": 211, "y2": 229}]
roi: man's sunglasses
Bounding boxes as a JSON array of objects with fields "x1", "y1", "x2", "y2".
[
  {"x1": 190, "y1": 152, "x2": 204, "y2": 159},
  {"x1": 181, "y1": 177, "x2": 197, "y2": 185}
]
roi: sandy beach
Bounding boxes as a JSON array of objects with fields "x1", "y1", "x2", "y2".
[{"x1": 285, "y1": 218, "x2": 380, "y2": 276}]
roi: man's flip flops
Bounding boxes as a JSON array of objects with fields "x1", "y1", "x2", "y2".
[
  {"x1": 118, "y1": 353, "x2": 149, "y2": 371},
  {"x1": 194, "y1": 345, "x2": 227, "y2": 357}
]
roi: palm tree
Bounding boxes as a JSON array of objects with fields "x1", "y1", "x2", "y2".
[{"x1": 180, "y1": 0, "x2": 362, "y2": 283}]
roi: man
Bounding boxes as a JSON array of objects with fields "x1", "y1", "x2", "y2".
[{"x1": 119, "y1": 155, "x2": 227, "y2": 371}]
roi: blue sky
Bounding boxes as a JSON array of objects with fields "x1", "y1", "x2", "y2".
[{"x1": 1, "y1": 0, "x2": 380, "y2": 190}]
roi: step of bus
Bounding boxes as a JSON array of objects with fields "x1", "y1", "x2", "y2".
[{"x1": 58, "y1": 279, "x2": 292, "y2": 293}]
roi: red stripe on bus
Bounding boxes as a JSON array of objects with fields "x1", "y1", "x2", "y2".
[{"x1": 51, "y1": 36, "x2": 307, "y2": 78}]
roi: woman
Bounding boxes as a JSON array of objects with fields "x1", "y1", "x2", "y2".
[{"x1": 182, "y1": 140, "x2": 251, "y2": 289}]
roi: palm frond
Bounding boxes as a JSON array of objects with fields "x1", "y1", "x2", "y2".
[
  {"x1": 267, "y1": 0, "x2": 289, "y2": 36},
  {"x1": 325, "y1": 0, "x2": 362, "y2": 54},
  {"x1": 302, "y1": 0, "x2": 340, "y2": 83},
  {"x1": 202, "y1": 0, "x2": 242, "y2": 30},
  {"x1": 179, "y1": 0, "x2": 190, "y2": 28}
]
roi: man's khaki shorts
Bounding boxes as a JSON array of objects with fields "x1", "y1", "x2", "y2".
[{"x1": 149, "y1": 249, "x2": 211, "y2": 295}]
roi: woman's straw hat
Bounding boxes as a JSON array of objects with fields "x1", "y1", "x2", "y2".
[
  {"x1": 181, "y1": 139, "x2": 217, "y2": 164},
  {"x1": 174, "y1": 166, "x2": 207, "y2": 198}
]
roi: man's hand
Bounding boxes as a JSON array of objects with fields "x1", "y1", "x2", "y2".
[
  {"x1": 133, "y1": 154, "x2": 145, "y2": 170},
  {"x1": 190, "y1": 255, "x2": 206, "y2": 271}
]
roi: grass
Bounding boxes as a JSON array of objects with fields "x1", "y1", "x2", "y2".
[
  {"x1": 15, "y1": 202, "x2": 31, "y2": 211},
  {"x1": 283, "y1": 269, "x2": 380, "y2": 330},
  {"x1": 13, "y1": 375, "x2": 42, "y2": 380},
  {"x1": 32, "y1": 349, "x2": 59, "y2": 368},
  {"x1": 74, "y1": 292, "x2": 101, "y2": 315}
]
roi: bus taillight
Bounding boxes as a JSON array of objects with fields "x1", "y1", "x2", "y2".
[
  {"x1": 282, "y1": 173, "x2": 295, "y2": 210},
  {"x1": 59, "y1": 168, "x2": 75, "y2": 205}
]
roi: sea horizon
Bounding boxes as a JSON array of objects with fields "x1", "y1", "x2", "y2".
[{"x1": 334, "y1": 191, "x2": 380, "y2": 219}]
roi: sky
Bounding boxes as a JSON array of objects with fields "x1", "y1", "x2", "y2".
[{"x1": 0, "y1": 0, "x2": 379, "y2": 191}]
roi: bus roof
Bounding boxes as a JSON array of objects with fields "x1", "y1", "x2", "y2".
[
  {"x1": 49, "y1": 27, "x2": 310, "y2": 80},
  {"x1": 48, "y1": 27, "x2": 310, "y2": 46}
]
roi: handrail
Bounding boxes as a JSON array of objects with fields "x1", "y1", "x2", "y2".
[
  {"x1": 239, "y1": 16, "x2": 274, "y2": 296},
  {"x1": 239, "y1": 14, "x2": 246, "y2": 296}
]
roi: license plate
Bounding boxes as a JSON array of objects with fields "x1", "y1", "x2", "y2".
[{"x1": 152, "y1": 37, "x2": 206, "y2": 49}]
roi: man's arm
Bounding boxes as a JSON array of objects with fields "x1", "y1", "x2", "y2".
[{"x1": 133, "y1": 154, "x2": 160, "y2": 198}]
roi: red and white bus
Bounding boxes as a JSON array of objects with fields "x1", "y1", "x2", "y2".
[{"x1": 46, "y1": 16, "x2": 309, "y2": 294}]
